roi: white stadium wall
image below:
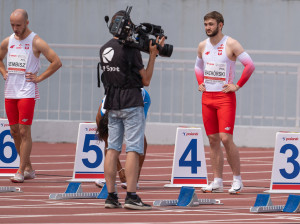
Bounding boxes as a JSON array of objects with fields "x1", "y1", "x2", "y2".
[{"x1": 31, "y1": 120, "x2": 298, "y2": 148}]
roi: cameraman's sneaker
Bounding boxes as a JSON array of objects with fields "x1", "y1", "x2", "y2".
[
  {"x1": 228, "y1": 179, "x2": 243, "y2": 194},
  {"x1": 24, "y1": 170, "x2": 36, "y2": 180},
  {"x1": 201, "y1": 181, "x2": 223, "y2": 193},
  {"x1": 124, "y1": 195, "x2": 152, "y2": 210},
  {"x1": 10, "y1": 171, "x2": 24, "y2": 183},
  {"x1": 104, "y1": 195, "x2": 122, "y2": 209}
]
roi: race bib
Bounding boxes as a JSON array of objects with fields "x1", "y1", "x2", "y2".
[
  {"x1": 7, "y1": 53, "x2": 28, "y2": 74},
  {"x1": 204, "y1": 62, "x2": 226, "y2": 92}
]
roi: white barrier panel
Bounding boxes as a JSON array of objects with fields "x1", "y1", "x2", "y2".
[
  {"x1": 165, "y1": 127, "x2": 208, "y2": 187},
  {"x1": 0, "y1": 119, "x2": 19, "y2": 176},
  {"x1": 266, "y1": 132, "x2": 300, "y2": 193},
  {"x1": 69, "y1": 123, "x2": 105, "y2": 182}
]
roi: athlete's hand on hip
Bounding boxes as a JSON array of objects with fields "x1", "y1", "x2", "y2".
[
  {"x1": 3, "y1": 72, "x2": 8, "y2": 80},
  {"x1": 198, "y1": 83, "x2": 206, "y2": 92},
  {"x1": 222, "y1": 83, "x2": 239, "y2": 93},
  {"x1": 26, "y1": 72, "x2": 39, "y2": 83}
]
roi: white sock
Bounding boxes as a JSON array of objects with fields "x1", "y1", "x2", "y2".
[
  {"x1": 214, "y1": 178, "x2": 223, "y2": 184},
  {"x1": 233, "y1": 175, "x2": 242, "y2": 181}
]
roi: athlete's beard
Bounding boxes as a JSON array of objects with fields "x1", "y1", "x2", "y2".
[
  {"x1": 15, "y1": 26, "x2": 26, "y2": 37},
  {"x1": 19, "y1": 26, "x2": 26, "y2": 36},
  {"x1": 206, "y1": 27, "x2": 219, "y2": 37}
]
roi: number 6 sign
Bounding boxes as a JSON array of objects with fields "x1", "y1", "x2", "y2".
[
  {"x1": 0, "y1": 119, "x2": 19, "y2": 176},
  {"x1": 267, "y1": 132, "x2": 300, "y2": 193},
  {"x1": 69, "y1": 123, "x2": 105, "y2": 182},
  {"x1": 165, "y1": 127, "x2": 208, "y2": 187}
]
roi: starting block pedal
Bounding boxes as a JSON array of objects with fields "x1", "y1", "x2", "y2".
[
  {"x1": 250, "y1": 194, "x2": 300, "y2": 213},
  {"x1": 0, "y1": 186, "x2": 22, "y2": 193},
  {"x1": 250, "y1": 194, "x2": 284, "y2": 213},
  {"x1": 49, "y1": 182, "x2": 111, "y2": 200},
  {"x1": 153, "y1": 186, "x2": 222, "y2": 207},
  {"x1": 282, "y1": 194, "x2": 300, "y2": 213},
  {"x1": 177, "y1": 186, "x2": 199, "y2": 206}
]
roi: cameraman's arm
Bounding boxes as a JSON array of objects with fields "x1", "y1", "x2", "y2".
[
  {"x1": 139, "y1": 52, "x2": 157, "y2": 86},
  {"x1": 140, "y1": 36, "x2": 165, "y2": 86}
]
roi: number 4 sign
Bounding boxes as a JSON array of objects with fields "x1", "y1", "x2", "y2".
[
  {"x1": 0, "y1": 119, "x2": 19, "y2": 176},
  {"x1": 165, "y1": 127, "x2": 208, "y2": 187},
  {"x1": 266, "y1": 132, "x2": 300, "y2": 193},
  {"x1": 69, "y1": 123, "x2": 105, "y2": 182}
]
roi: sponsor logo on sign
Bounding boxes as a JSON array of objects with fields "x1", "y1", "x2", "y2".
[
  {"x1": 182, "y1": 132, "x2": 199, "y2": 136},
  {"x1": 282, "y1": 137, "x2": 299, "y2": 141}
]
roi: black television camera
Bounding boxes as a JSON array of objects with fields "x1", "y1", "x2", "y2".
[{"x1": 105, "y1": 6, "x2": 173, "y2": 57}]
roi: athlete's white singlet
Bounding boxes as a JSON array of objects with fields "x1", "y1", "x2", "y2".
[
  {"x1": 202, "y1": 35, "x2": 236, "y2": 92},
  {"x1": 5, "y1": 32, "x2": 40, "y2": 99}
]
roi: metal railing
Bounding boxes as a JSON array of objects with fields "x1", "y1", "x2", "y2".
[{"x1": 1, "y1": 45, "x2": 300, "y2": 128}]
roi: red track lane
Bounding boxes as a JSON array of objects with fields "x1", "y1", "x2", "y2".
[{"x1": 0, "y1": 142, "x2": 299, "y2": 224}]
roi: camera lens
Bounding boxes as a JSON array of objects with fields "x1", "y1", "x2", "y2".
[{"x1": 159, "y1": 44, "x2": 173, "y2": 57}]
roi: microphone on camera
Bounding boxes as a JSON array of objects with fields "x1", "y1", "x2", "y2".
[{"x1": 104, "y1": 16, "x2": 109, "y2": 25}]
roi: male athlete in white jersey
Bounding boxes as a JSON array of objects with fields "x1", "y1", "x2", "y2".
[
  {"x1": 195, "y1": 11, "x2": 255, "y2": 194},
  {"x1": 0, "y1": 9, "x2": 62, "y2": 183}
]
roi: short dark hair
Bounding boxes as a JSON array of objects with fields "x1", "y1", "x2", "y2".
[
  {"x1": 96, "y1": 111, "x2": 108, "y2": 142},
  {"x1": 204, "y1": 11, "x2": 224, "y2": 25}
]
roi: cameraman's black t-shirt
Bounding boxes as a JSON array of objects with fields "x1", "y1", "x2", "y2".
[{"x1": 100, "y1": 38, "x2": 144, "y2": 110}]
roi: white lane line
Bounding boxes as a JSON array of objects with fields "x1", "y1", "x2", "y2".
[
  {"x1": 30, "y1": 155, "x2": 74, "y2": 158},
  {"x1": 32, "y1": 162, "x2": 74, "y2": 165}
]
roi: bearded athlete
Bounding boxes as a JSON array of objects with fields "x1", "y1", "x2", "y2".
[
  {"x1": 195, "y1": 11, "x2": 255, "y2": 194},
  {"x1": 0, "y1": 9, "x2": 62, "y2": 183}
]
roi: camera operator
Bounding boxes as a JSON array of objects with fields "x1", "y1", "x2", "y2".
[{"x1": 100, "y1": 10, "x2": 165, "y2": 210}]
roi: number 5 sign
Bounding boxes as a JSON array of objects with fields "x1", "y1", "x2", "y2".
[
  {"x1": 69, "y1": 123, "x2": 105, "y2": 182},
  {"x1": 267, "y1": 132, "x2": 300, "y2": 193},
  {"x1": 165, "y1": 127, "x2": 208, "y2": 187},
  {"x1": 0, "y1": 119, "x2": 19, "y2": 176}
]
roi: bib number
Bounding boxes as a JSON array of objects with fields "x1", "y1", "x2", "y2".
[{"x1": 7, "y1": 53, "x2": 28, "y2": 74}]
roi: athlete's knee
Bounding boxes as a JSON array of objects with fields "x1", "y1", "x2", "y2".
[
  {"x1": 19, "y1": 125, "x2": 32, "y2": 140},
  {"x1": 10, "y1": 125, "x2": 20, "y2": 139},
  {"x1": 220, "y1": 133, "x2": 233, "y2": 147},
  {"x1": 208, "y1": 134, "x2": 220, "y2": 147}
]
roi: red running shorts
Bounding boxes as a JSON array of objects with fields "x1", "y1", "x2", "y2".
[
  {"x1": 202, "y1": 92, "x2": 236, "y2": 135},
  {"x1": 5, "y1": 98, "x2": 36, "y2": 125}
]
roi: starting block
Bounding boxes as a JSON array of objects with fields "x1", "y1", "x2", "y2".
[
  {"x1": 0, "y1": 186, "x2": 22, "y2": 193},
  {"x1": 49, "y1": 182, "x2": 111, "y2": 200},
  {"x1": 250, "y1": 194, "x2": 300, "y2": 213},
  {"x1": 283, "y1": 195, "x2": 300, "y2": 213},
  {"x1": 153, "y1": 186, "x2": 222, "y2": 207}
]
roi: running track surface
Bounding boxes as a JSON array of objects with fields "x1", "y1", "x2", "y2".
[{"x1": 0, "y1": 142, "x2": 300, "y2": 224}]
